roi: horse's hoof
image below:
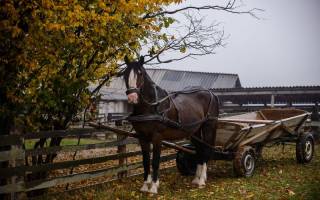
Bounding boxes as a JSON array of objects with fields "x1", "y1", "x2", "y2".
[
  {"x1": 149, "y1": 181, "x2": 158, "y2": 194},
  {"x1": 140, "y1": 183, "x2": 149, "y2": 193},
  {"x1": 149, "y1": 187, "x2": 158, "y2": 194},
  {"x1": 198, "y1": 184, "x2": 206, "y2": 189},
  {"x1": 198, "y1": 179, "x2": 206, "y2": 188},
  {"x1": 192, "y1": 177, "x2": 200, "y2": 185}
]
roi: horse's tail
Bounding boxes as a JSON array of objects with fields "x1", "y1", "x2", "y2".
[
  {"x1": 207, "y1": 89, "x2": 220, "y2": 118},
  {"x1": 194, "y1": 89, "x2": 219, "y2": 146}
]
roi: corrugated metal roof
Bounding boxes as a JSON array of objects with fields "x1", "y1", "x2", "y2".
[
  {"x1": 150, "y1": 68, "x2": 241, "y2": 90},
  {"x1": 213, "y1": 85, "x2": 320, "y2": 92},
  {"x1": 97, "y1": 68, "x2": 241, "y2": 100}
]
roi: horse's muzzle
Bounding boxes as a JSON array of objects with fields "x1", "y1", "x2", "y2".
[
  {"x1": 126, "y1": 88, "x2": 139, "y2": 104},
  {"x1": 127, "y1": 93, "x2": 138, "y2": 104}
]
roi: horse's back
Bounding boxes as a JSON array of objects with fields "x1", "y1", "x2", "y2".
[{"x1": 171, "y1": 86, "x2": 217, "y2": 125}]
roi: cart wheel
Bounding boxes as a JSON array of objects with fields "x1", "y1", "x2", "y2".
[
  {"x1": 233, "y1": 146, "x2": 256, "y2": 177},
  {"x1": 296, "y1": 132, "x2": 314, "y2": 164},
  {"x1": 176, "y1": 144, "x2": 197, "y2": 176}
]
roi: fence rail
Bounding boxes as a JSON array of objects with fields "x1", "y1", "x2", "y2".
[
  {"x1": 1, "y1": 119, "x2": 319, "y2": 196},
  {"x1": 0, "y1": 125, "x2": 177, "y2": 196}
]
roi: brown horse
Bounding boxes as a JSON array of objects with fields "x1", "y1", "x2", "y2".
[{"x1": 119, "y1": 56, "x2": 219, "y2": 194}]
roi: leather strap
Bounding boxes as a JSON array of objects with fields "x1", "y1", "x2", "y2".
[{"x1": 126, "y1": 88, "x2": 140, "y2": 95}]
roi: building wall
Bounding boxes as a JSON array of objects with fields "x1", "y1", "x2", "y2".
[
  {"x1": 96, "y1": 69, "x2": 242, "y2": 116},
  {"x1": 98, "y1": 100, "x2": 128, "y2": 116}
]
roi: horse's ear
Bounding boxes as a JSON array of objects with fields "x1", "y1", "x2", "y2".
[
  {"x1": 116, "y1": 69, "x2": 125, "y2": 77},
  {"x1": 124, "y1": 56, "x2": 130, "y2": 65},
  {"x1": 116, "y1": 66, "x2": 128, "y2": 77},
  {"x1": 139, "y1": 56, "x2": 144, "y2": 65}
]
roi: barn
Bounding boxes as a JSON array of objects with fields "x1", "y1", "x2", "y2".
[{"x1": 93, "y1": 68, "x2": 242, "y2": 118}]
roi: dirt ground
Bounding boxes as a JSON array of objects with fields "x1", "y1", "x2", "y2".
[{"x1": 35, "y1": 144, "x2": 320, "y2": 200}]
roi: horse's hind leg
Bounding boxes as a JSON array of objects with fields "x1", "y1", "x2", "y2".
[
  {"x1": 191, "y1": 156, "x2": 203, "y2": 185},
  {"x1": 139, "y1": 139, "x2": 151, "y2": 192},
  {"x1": 200, "y1": 120, "x2": 218, "y2": 186},
  {"x1": 192, "y1": 120, "x2": 217, "y2": 187},
  {"x1": 192, "y1": 148, "x2": 208, "y2": 188},
  {"x1": 191, "y1": 131, "x2": 205, "y2": 186},
  {"x1": 194, "y1": 148, "x2": 209, "y2": 188}
]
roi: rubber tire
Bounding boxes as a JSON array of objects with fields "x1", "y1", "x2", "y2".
[
  {"x1": 296, "y1": 132, "x2": 314, "y2": 164},
  {"x1": 233, "y1": 146, "x2": 256, "y2": 177},
  {"x1": 176, "y1": 144, "x2": 197, "y2": 176}
]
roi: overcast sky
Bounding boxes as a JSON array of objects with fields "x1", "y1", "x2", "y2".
[{"x1": 153, "y1": 0, "x2": 320, "y2": 87}]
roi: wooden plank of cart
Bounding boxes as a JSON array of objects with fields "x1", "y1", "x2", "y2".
[
  {"x1": 176, "y1": 108, "x2": 314, "y2": 177},
  {"x1": 90, "y1": 108, "x2": 315, "y2": 178}
]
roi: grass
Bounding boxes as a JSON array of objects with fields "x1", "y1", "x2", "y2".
[
  {"x1": 37, "y1": 144, "x2": 320, "y2": 200},
  {"x1": 24, "y1": 138, "x2": 104, "y2": 149}
]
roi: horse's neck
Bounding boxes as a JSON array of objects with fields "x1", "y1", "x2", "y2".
[
  {"x1": 142, "y1": 77, "x2": 167, "y2": 101},
  {"x1": 133, "y1": 77, "x2": 168, "y2": 114}
]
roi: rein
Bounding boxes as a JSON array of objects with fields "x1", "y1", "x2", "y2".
[
  {"x1": 140, "y1": 84, "x2": 169, "y2": 106},
  {"x1": 126, "y1": 87, "x2": 218, "y2": 133},
  {"x1": 128, "y1": 86, "x2": 215, "y2": 107},
  {"x1": 127, "y1": 113, "x2": 218, "y2": 133},
  {"x1": 124, "y1": 67, "x2": 218, "y2": 132}
]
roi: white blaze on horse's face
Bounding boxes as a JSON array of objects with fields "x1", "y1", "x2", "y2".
[
  {"x1": 128, "y1": 69, "x2": 137, "y2": 88},
  {"x1": 127, "y1": 69, "x2": 139, "y2": 104}
]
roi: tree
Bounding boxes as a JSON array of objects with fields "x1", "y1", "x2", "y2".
[
  {"x1": 1, "y1": 0, "x2": 260, "y2": 132},
  {"x1": 0, "y1": 0, "x2": 188, "y2": 193},
  {"x1": 1, "y1": 0, "x2": 183, "y2": 134},
  {"x1": 0, "y1": 0, "x2": 259, "y2": 194}
]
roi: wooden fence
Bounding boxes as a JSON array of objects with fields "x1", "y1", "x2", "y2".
[
  {"x1": 1, "y1": 119, "x2": 319, "y2": 198},
  {"x1": 0, "y1": 126, "x2": 177, "y2": 198}
]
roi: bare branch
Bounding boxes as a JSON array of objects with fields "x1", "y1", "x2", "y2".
[
  {"x1": 142, "y1": 13, "x2": 226, "y2": 65},
  {"x1": 144, "y1": 0, "x2": 263, "y2": 20}
]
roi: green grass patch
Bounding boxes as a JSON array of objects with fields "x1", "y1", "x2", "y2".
[{"x1": 37, "y1": 145, "x2": 320, "y2": 200}]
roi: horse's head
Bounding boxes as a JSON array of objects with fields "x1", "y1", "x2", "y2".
[{"x1": 121, "y1": 56, "x2": 146, "y2": 104}]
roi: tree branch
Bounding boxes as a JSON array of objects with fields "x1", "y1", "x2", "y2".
[
  {"x1": 142, "y1": 13, "x2": 226, "y2": 65},
  {"x1": 144, "y1": 0, "x2": 263, "y2": 20}
]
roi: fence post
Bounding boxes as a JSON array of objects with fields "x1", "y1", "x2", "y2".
[
  {"x1": 0, "y1": 144, "x2": 10, "y2": 200},
  {"x1": 116, "y1": 120, "x2": 127, "y2": 178},
  {"x1": 10, "y1": 128, "x2": 26, "y2": 200}
]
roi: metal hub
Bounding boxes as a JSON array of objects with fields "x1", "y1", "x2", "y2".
[
  {"x1": 305, "y1": 140, "x2": 313, "y2": 160},
  {"x1": 244, "y1": 154, "x2": 254, "y2": 173}
]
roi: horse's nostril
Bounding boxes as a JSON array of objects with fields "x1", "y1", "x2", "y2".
[{"x1": 128, "y1": 93, "x2": 138, "y2": 104}]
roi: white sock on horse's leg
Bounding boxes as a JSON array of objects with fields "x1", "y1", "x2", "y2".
[
  {"x1": 146, "y1": 174, "x2": 152, "y2": 183},
  {"x1": 149, "y1": 180, "x2": 159, "y2": 194},
  {"x1": 198, "y1": 163, "x2": 207, "y2": 187},
  {"x1": 201, "y1": 163, "x2": 207, "y2": 181},
  {"x1": 140, "y1": 174, "x2": 152, "y2": 192},
  {"x1": 192, "y1": 164, "x2": 202, "y2": 185}
]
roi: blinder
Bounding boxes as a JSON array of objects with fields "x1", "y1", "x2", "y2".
[{"x1": 126, "y1": 88, "x2": 140, "y2": 95}]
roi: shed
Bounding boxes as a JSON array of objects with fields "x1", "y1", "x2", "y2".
[{"x1": 95, "y1": 68, "x2": 241, "y2": 116}]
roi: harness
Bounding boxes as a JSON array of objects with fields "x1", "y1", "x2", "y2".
[{"x1": 126, "y1": 86, "x2": 218, "y2": 133}]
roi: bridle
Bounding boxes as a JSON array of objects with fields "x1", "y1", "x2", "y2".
[
  {"x1": 125, "y1": 88, "x2": 140, "y2": 95},
  {"x1": 122, "y1": 64, "x2": 219, "y2": 133},
  {"x1": 124, "y1": 68, "x2": 171, "y2": 107}
]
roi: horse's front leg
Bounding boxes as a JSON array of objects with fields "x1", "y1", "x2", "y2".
[
  {"x1": 149, "y1": 139, "x2": 161, "y2": 194},
  {"x1": 139, "y1": 139, "x2": 151, "y2": 192}
]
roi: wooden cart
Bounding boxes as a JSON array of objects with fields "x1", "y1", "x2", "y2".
[
  {"x1": 176, "y1": 108, "x2": 315, "y2": 177},
  {"x1": 90, "y1": 108, "x2": 315, "y2": 178}
]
